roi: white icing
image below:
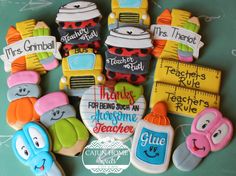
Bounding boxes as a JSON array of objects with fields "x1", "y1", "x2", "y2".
[
  {"x1": 211, "y1": 123, "x2": 228, "y2": 144},
  {"x1": 80, "y1": 85, "x2": 146, "y2": 141},
  {"x1": 105, "y1": 27, "x2": 152, "y2": 48},
  {"x1": 15, "y1": 136, "x2": 30, "y2": 160},
  {"x1": 150, "y1": 24, "x2": 204, "y2": 58},
  {"x1": 56, "y1": 1, "x2": 101, "y2": 22},
  {"x1": 28, "y1": 127, "x2": 46, "y2": 149}
]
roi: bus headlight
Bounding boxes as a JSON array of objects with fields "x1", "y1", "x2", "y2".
[
  {"x1": 97, "y1": 75, "x2": 104, "y2": 82},
  {"x1": 61, "y1": 76, "x2": 67, "y2": 83},
  {"x1": 142, "y1": 13, "x2": 148, "y2": 20},
  {"x1": 109, "y1": 12, "x2": 116, "y2": 19}
]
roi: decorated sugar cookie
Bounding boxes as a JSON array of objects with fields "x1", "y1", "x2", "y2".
[
  {"x1": 7, "y1": 71, "x2": 41, "y2": 130},
  {"x1": 56, "y1": 1, "x2": 102, "y2": 56},
  {"x1": 59, "y1": 48, "x2": 105, "y2": 97},
  {"x1": 172, "y1": 108, "x2": 233, "y2": 171},
  {"x1": 35, "y1": 92, "x2": 89, "y2": 156},
  {"x1": 1, "y1": 19, "x2": 61, "y2": 73},
  {"x1": 131, "y1": 102, "x2": 174, "y2": 174},
  {"x1": 108, "y1": 0, "x2": 150, "y2": 30},
  {"x1": 150, "y1": 9, "x2": 204, "y2": 62},
  {"x1": 12, "y1": 122, "x2": 65, "y2": 176},
  {"x1": 105, "y1": 26, "x2": 153, "y2": 84},
  {"x1": 80, "y1": 83, "x2": 146, "y2": 140}
]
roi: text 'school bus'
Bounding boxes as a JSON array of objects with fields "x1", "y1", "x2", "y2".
[
  {"x1": 108, "y1": 0, "x2": 150, "y2": 30},
  {"x1": 59, "y1": 48, "x2": 105, "y2": 96}
]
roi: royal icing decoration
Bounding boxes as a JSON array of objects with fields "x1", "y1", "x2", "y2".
[
  {"x1": 131, "y1": 102, "x2": 174, "y2": 174},
  {"x1": 108, "y1": 0, "x2": 150, "y2": 30},
  {"x1": 7, "y1": 71, "x2": 41, "y2": 130},
  {"x1": 12, "y1": 122, "x2": 64, "y2": 176},
  {"x1": 105, "y1": 26, "x2": 153, "y2": 84},
  {"x1": 80, "y1": 84, "x2": 146, "y2": 140},
  {"x1": 59, "y1": 48, "x2": 105, "y2": 97},
  {"x1": 34, "y1": 92, "x2": 89, "y2": 157},
  {"x1": 172, "y1": 108, "x2": 233, "y2": 171},
  {"x1": 56, "y1": 1, "x2": 102, "y2": 56},
  {"x1": 151, "y1": 9, "x2": 204, "y2": 62},
  {"x1": 1, "y1": 19, "x2": 61, "y2": 73}
]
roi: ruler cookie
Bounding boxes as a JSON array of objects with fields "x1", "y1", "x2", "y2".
[
  {"x1": 154, "y1": 58, "x2": 221, "y2": 94},
  {"x1": 150, "y1": 82, "x2": 220, "y2": 118}
]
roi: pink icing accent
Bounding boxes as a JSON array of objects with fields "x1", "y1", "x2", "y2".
[
  {"x1": 178, "y1": 55, "x2": 193, "y2": 62},
  {"x1": 191, "y1": 108, "x2": 222, "y2": 134},
  {"x1": 34, "y1": 92, "x2": 69, "y2": 115},
  {"x1": 7, "y1": 71, "x2": 40, "y2": 88},
  {"x1": 186, "y1": 133, "x2": 210, "y2": 158},
  {"x1": 42, "y1": 59, "x2": 59, "y2": 71},
  {"x1": 187, "y1": 108, "x2": 233, "y2": 157}
]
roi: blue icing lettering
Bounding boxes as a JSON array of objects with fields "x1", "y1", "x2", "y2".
[
  {"x1": 91, "y1": 109, "x2": 137, "y2": 126},
  {"x1": 136, "y1": 128, "x2": 168, "y2": 165}
]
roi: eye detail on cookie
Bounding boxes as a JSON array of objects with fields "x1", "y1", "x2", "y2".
[
  {"x1": 15, "y1": 136, "x2": 31, "y2": 160},
  {"x1": 28, "y1": 127, "x2": 46, "y2": 149},
  {"x1": 196, "y1": 112, "x2": 216, "y2": 131},
  {"x1": 16, "y1": 86, "x2": 30, "y2": 97},
  {"x1": 211, "y1": 123, "x2": 228, "y2": 144}
]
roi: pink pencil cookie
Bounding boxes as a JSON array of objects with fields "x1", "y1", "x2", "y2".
[{"x1": 172, "y1": 108, "x2": 233, "y2": 171}]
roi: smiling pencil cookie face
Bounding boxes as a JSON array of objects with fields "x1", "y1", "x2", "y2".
[
  {"x1": 172, "y1": 108, "x2": 233, "y2": 172},
  {"x1": 12, "y1": 122, "x2": 64, "y2": 176},
  {"x1": 35, "y1": 92, "x2": 89, "y2": 156},
  {"x1": 6, "y1": 71, "x2": 41, "y2": 130}
]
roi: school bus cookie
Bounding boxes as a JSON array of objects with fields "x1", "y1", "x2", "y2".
[
  {"x1": 108, "y1": 0, "x2": 150, "y2": 30},
  {"x1": 12, "y1": 122, "x2": 65, "y2": 176},
  {"x1": 150, "y1": 9, "x2": 204, "y2": 62},
  {"x1": 56, "y1": 1, "x2": 102, "y2": 56},
  {"x1": 35, "y1": 92, "x2": 89, "y2": 156},
  {"x1": 1, "y1": 19, "x2": 61, "y2": 74},
  {"x1": 7, "y1": 71, "x2": 41, "y2": 130}
]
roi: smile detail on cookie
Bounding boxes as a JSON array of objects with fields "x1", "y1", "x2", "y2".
[
  {"x1": 34, "y1": 159, "x2": 46, "y2": 171},
  {"x1": 192, "y1": 139, "x2": 205, "y2": 151},
  {"x1": 50, "y1": 110, "x2": 65, "y2": 121},
  {"x1": 16, "y1": 88, "x2": 30, "y2": 97}
]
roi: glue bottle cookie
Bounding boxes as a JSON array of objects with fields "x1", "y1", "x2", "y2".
[
  {"x1": 35, "y1": 92, "x2": 89, "y2": 156},
  {"x1": 131, "y1": 102, "x2": 174, "y2": 173},
  {"x1": 12, "y1": 122, "x2": 65, "y2": 176},
  {"x1": 56, "y1": 1, "x2": 102, "y2": 56},
  {"x1": 105, "y1": 26, "x2": 153, "y2": 84},
  {"x1": 172, "y1": 108, "x2": 233, "y2": 171},
  {"x1": 7, "y1": 71, "x2": 41, "y2": 130}
]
